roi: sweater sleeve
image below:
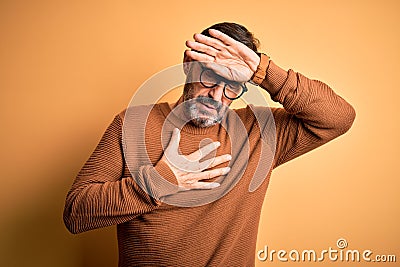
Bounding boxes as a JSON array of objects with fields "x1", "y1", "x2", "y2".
[
  {"x1": 63, "y1": 114, "x2": 178, "y2": 234},
  {"x1": 259, "y1": 61, "x2": 356, "y2": 168}
]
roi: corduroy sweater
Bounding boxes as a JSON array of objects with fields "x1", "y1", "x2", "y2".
[{"x1": 63, "y1": 60, "x2": 356, "y2": 266}]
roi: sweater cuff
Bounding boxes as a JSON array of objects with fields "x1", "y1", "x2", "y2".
[
  {"x1": 151, "y1": 161, "x2": 179, "y2": 198},
  {"x1": 260, "y1": 60, "x2": 289, "y2": 97}
]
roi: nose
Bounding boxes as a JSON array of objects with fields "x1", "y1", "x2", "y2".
[{"x1": 207, "y1": 83, "x2": 225, "y2": 102}]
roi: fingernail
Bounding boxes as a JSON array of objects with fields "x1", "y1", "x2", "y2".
[
  {"x1": 224, "y1": 167, "x2": 231, "y2": 174},
  {"x1": 215, "y1": 141, "x2": 220, "y2": 147},
  {"x1": 226, "y1": 155, "x2": 232, "y2": 160}
]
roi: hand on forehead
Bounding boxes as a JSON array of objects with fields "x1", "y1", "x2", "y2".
[
  {"x1": 185, "y1": 29, "x2": 240, "y2": 62},
  {"x1": 184, "y1": 29, "x2": 260, "y2": 83}
]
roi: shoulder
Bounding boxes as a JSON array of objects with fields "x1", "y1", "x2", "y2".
[
  {"x1": 233, "y1": 104, "x2": 280, "y2": 122},
  {"x1": 231, "y1": 105, "x2": 283, "y2": 135},
  {"x1": 116, "y1": 102, "x2": 169, "y2": 123}
]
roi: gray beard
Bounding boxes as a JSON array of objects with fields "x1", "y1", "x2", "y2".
[{"x1": 183, "y1": 83, "x2": 228, "y2": 128}]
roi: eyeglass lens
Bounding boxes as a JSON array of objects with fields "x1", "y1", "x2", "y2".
[{"x1": 200, "y1": 69, "x2": 244, "y2": 99}]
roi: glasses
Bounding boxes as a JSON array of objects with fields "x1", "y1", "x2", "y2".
[{"x1": 199, "y1": 67, "x2": 248, "y2": 100}]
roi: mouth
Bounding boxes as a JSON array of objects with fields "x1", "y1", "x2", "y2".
[
  {"x1": 202, "y1": 102, "x2": 216, "y2": 110},
  {"x1": 199, "y1": 102, "x2": 218, "y2": 113}
]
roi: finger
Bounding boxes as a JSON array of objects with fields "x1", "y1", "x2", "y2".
[
  {"x1": 193, "y1": 33, "x2": 226, "y2": 50},
  {"x1": 202, "y1": 62, "x2": 231, "y2": 80},
  {"x1": 185, "y1": 50, "x2": 214, "y2": 62},
  {"x1": 197, "y1": 157, "x2": 215, "y2": 171},
  {"x1": 207, "y1": 29, "x2": 260, "y2": 66},
  {"x1": 188, "y1": 154, "x2": 231, "y2": 172},
  {"x1": 189, "y1": 181, "x2": 220, "y2": 190},
  {"x1": 208, "y1": 29, "x2": 238, "y2": 46},
  {"x1": 183, "y1": 167, "x2": 231, "y2": 183},
  {"x1": 186, "y1": 40, "x2": 219, "y2": 57},
  {"x1": 167, "y1": 128, "x2": 181, "y2": 152},
  {"x1": 187, "y1": 141, "x2": 220, "y2": 160},
  {"x1": 208, "y1": 154, "x2": 232, "y2": 168}
]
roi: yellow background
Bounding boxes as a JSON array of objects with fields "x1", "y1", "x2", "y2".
[{"x1": 0, "y1": 0, "x2": 399, "y2": 266}]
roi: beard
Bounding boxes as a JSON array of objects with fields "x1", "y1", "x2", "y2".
[{"x1": 183, "y1": 83, "x2": 229, "y2": 128}]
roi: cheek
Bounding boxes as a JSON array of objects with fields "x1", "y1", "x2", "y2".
[{"x1": 221, "y1": 98, "x2": 233, "y2": 107}]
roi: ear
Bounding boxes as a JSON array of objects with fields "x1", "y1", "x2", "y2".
[{"x1": 183, "y1": 51, "x2": 192, "y2": 75}]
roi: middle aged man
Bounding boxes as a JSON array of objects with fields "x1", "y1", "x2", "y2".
[{"x1": 64, "y1": 22, "x2": 356, "y2": 266}]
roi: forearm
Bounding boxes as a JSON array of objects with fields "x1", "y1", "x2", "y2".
[
  {"x1": 63, "y1": 115, "x2": 178, "y2": 234},
  {"x1": 63, "y1": 174, "x2": 157, "y2": 234},
  {"x1": 63, "y1": 162, "x2": 176, "y2": 234},
  {"x1": 263, "y1": 60, "x2": 355, "y2": 133},
  {"x1": 258, "y1": 59, "x2": 356, "y2": 166}
]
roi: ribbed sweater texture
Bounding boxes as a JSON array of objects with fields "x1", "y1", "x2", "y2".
[{"x1": 63, "y1": 61, "x2": 356, "y2": 266}]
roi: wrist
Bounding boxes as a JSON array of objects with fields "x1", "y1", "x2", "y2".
[{"x1": 250, "y1": 53, "x2": 270, "y2": 85}]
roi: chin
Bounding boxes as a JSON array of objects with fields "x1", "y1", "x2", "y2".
[{"x1": 191, "y1": 117, "x2": 219, "y2": 128}]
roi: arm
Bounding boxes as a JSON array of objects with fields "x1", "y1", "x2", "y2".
[
  {"x1": 63, "y1": 114, "x2": 176, "y2": 234},
  {"x1": 260, "y1": 59, "x2": 356, "y2": 167},
  {"x1": 185, "y1": 30, "x2": 355, "y2": 167}
]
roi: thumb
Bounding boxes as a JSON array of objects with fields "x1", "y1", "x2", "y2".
[{"x1": 167, "y1": 128, "x2": 181, "y2": 152}]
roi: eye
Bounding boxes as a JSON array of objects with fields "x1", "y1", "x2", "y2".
[
  {"x1": 226, "y1": 83, "x2": 243, "y2": 93},
  {"x1": 224, "y1": 83, "x2": 245, "y2": 100},
  {"x1": 200, "y1": 69, "x2": 220, "y2": 88}
]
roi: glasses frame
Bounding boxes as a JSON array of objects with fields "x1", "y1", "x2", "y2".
[{"x1": 199, "y1": 67, "x2": 248, "y2": 100}]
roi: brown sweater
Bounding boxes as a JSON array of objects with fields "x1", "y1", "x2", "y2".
[{"x1": 63, "y1": 61, "x2": 355, "y2": 266}]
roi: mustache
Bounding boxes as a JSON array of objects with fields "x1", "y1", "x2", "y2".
[{"x1": 192, "y1": 96, "x2": 223, "y2": 112}]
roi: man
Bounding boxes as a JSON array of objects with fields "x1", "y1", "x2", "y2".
[{"x1": 63, "y1": 22, "x2": 355, "y2": 266}]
